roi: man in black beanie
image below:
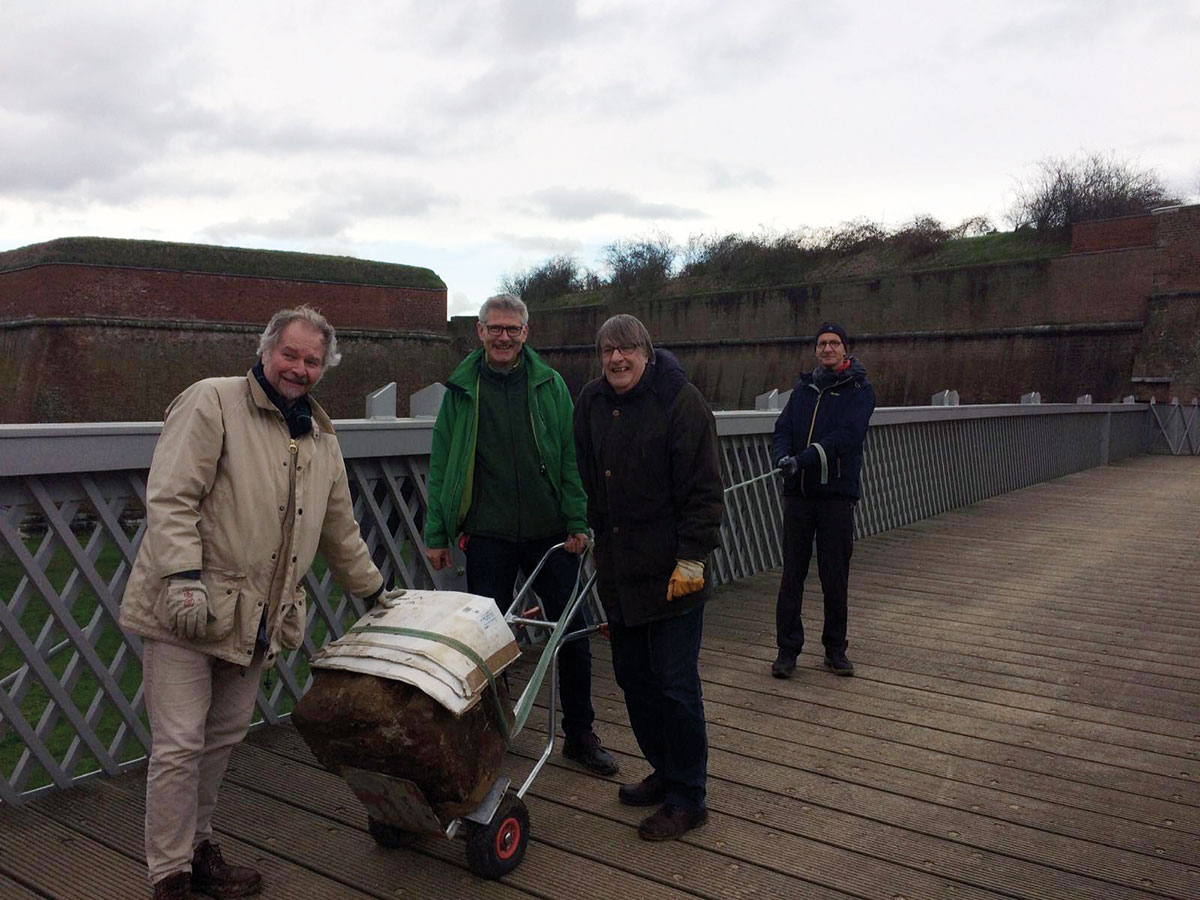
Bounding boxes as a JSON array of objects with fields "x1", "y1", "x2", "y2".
[{"x1": 770, "y1": 322, "x2": 875, "y2": 677}]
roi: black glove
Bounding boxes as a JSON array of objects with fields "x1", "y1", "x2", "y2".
[{"x1": 777, "y1": 456, "x2": 799, "y2": 478}]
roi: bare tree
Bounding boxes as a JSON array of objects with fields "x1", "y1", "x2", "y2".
[
  {"x1": 499, "y1": 255, "x2": 595, "y2": 304},
  {"x1": 1007, "y1": 151, "x2": 1181, "y2": 231}
]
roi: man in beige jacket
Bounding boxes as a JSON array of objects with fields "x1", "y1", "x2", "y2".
[{"x1": 120, "y1": 306, "x2": 396, "y2": 899}]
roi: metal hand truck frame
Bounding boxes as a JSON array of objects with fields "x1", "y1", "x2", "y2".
[{"x1": 339, "y1": 541, "x2": 604, "y2": 879}]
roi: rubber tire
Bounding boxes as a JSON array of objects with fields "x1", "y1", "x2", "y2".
[
  {"x1": 465, "y1": 794, "x2": 529, "y2": 879},
  {"x1": 367, "y1": 815, "x2": 418, "y2": 849}
]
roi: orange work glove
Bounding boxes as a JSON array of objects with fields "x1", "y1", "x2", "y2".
[{"x1": 666, "y1": 559, "x2": 705, "y2": 602}]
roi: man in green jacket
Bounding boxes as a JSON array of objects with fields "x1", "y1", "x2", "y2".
[{"x1": 424, "y1": 293, "x2": 617, "y2": 774}]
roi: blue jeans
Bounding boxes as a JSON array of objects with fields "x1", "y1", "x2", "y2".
[
  {"x1": 465, "y1": 534, "x2": 595, "y2": 742},
  {"x1": 609, "y1": 605, "x2": 707, "y2": 811}
]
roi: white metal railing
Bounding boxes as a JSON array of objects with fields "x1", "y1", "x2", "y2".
[
  {"x1": 0, "y1": 402, "x2": 1156, "y2": 803},
  {"x1": 1149, "y1": 398, "x2": 1200, "y2": 456}
]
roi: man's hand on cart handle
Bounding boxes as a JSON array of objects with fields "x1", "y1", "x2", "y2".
[
  {"x1": 426, "y1": 547, "x2": 452, "y2": 570},
  {"x1": 666, "y1": 559, "x2": 705, "y2": 602},
  {"x1": 563, "y1": 532, "x2": 590, "y2": 554}
]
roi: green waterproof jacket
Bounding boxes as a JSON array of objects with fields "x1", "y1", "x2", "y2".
[{"x1": 424, "y1": 345, "x2": 589, "y2": 549}]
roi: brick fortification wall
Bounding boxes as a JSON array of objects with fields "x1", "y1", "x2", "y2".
[
  {"x1": 458, "y1": 205, "x2": 1199, "y2": 408},
  {"x1": 0, "y1": 241, "x2": 448, "y2": 422},
  {"x1": 1133, "y1": 205, "x2": 1200, "y2": 402}
]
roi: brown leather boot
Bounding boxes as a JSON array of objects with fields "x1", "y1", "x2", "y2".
[
  {"x1": 152, "y1": 872, "x2": 194, "y2": 899},
  {"x1": 190, "y1": 841, "x2": 262, "y2": 898}
]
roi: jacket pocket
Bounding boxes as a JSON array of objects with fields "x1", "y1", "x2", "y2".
[
  {"x1": 278, "y1": 586, "x2": 308, "y2": 650},
  {"x1": 198, "y1": 569, "x2": 245, "y2": 643}
]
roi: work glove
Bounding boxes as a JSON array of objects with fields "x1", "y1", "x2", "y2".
[
  {"x1": 777, "y1": 456, "x2": 799, "y2": 478},
  {"x1": 166, "y1": 578, "x2": 211, "y2": 640},
  {"x1": 666, "y1": 559, "x2": 705, "y2": 602},
  {"x1": 376, "y1": 587, "x2": 408, "y2": 609}
]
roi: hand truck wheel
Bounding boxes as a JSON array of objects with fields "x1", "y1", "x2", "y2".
[
  {"x1": 367, "y1": 815, "x2": 419, "y2": 849},
  {"x1": 465, "y1": 793, "x2": 529, "y2": 879}
]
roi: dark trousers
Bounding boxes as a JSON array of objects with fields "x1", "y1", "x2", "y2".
[
  {"x1": 609, "y1": 606, "x2": 707, "y2": 811},
  {"x1": 465, "y1": 534, "x2": 595, "y2": 742},
  {"x1": 776, "y1": 494, "x2": 856, "y2": 656}
]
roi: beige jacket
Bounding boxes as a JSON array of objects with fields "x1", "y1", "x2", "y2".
[{"x1": 120, "y1": 372, "x2": 383, "y2": 667}]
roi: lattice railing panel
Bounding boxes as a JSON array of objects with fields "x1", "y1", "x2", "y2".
[
  {"x1": 0, "y1": 405, "x2": 1155, "y2": 802},
  {"x1": 0, "y1": 471, "x2": 152, "y2": 804},
  {"x1": 1150, "y1": 401, "x2": 1200, "y2": 456}
]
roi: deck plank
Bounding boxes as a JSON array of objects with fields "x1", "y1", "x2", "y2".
[{"x1": 2, "y1": 454, "x2": 1197, "y2": 898}]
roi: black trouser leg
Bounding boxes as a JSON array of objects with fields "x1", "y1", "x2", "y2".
[
  {"x1": 610, "y1": 607, "x2": 707, "y2": 810},
  {"x1": 815, "y1": 497, "x2": 855, "y2": 654},
  {"x1": 776, "y1": 496, "x2": 817, "y2": 654}
]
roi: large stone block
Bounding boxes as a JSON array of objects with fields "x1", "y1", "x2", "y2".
[{"x1": 293, "y1": 669, "x2": 513, "y2": 821}]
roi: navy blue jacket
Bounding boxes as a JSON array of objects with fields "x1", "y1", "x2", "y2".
[{"x1": 772, "y1": 357, "x2": 875, "y2": 499}]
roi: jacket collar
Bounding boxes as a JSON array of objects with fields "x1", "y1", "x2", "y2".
[
  {"x1": 447, "y1": 345, "x2": 555, "y2": 393},
  {"x1": 800, "y1": 356, "x2": 868, "y2": 392},
  {"x1": 245, "y1": 370, "x2": 334, "y2": 437}
]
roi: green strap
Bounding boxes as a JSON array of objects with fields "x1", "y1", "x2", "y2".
[{"x1": 346, "y1": 625, "x2": 514, "y2": 744}]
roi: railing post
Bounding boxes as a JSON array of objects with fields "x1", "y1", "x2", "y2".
[
  {"x1": 409, "y1": 383, "x2": 447, "y2": 418},
  {"x1": 364, "y1": 382, "x2": 397, "y2": 419}
]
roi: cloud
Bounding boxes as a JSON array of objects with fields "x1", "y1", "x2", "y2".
[
  {"x1": 0, "y1": 5, "x2": 216, "y2": 196},
  {"x1": 496, "y1": 233, "x2": 584, "y2": 253},
  {"x1": 708, "y1": 163, "x2": 775, "y2": 191},
  {"x1": 525, "y1": 187, "x2": 704, "y2": 221},
  {"x1": 203, "y1": 176, "x2": 456, "y2": 242}
]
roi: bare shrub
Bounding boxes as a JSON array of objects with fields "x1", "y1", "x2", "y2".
[
  {"x1": 604, "y1": 234, "x2": 676, "y2": 298},
  {"x1": 500, "y1": 255, "x2": 595, "y2": 304},
  {"x1": 1007, "y1": 151, "x2": 1182, "y2": 231}
]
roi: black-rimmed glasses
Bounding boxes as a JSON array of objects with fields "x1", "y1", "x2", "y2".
[
  {"x1": 484, "y1": 324, "x2": 525, "y2": 338},
  {"x1": 600, "y1": 344, "x2": 639, "y2": 358}
]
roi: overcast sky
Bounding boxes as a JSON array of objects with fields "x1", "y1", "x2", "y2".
[{"x1": 3, "y1": 0, "x2": 1198, "y2": 318}]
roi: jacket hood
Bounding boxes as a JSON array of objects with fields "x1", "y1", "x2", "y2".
[{"x1": 649, "y1": 348, "x2": 688, "y2": 405}]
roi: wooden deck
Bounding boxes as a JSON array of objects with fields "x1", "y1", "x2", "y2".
[{"x1": 2, "y1": 454, "x2": 1198, "y2": 899}]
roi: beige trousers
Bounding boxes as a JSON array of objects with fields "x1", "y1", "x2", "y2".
[{"x1": 142, "y1": 639, "x2": 264, "y2": 884}]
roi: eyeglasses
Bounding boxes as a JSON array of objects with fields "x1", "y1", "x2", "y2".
[
  {"x1": 484, "y1": 324, "x2": 525, "y2": 338},
  {"x1": 600, "y1": 344, "x2": 639, "y2": 358},
  {"x1": 816, "y1": 339, "x2": 843, "y2": 349}
]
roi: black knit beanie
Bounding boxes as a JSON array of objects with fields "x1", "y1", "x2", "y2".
[{"x1": 815, "y1": 322, "x2": 850, "y2": 347}]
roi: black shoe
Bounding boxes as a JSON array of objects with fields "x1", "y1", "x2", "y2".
[
  {"x1": 563, "y1": 731, "x2": 620, "y2": 775},
  {"x1": 823, "y1": 651, "x2": 854, "y2": 676},
  {"x1": 637, "y1": 803, "x2": 708, "y2": 841},
  {"x1": 191, "y1": 841, "x2": 262, "y2": 897},
  {"x1": 618, "y1": 772, "x2": 667, "y2": 807},
  {"x1": 771, "y1": 651, "x2": 797, "y2": 679},
  {"x1": 153, "y1": 872, "x2": 194, "y2": 899}
]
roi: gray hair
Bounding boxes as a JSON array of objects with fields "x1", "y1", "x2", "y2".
[
  {"x1": 479, "y1": 293, "x2": 529, "y2": 325},
  {"x1": 257, "y1": 305, "x2": 342, "y2": 370},
  {"x1": 595, "y1": 314, "x2": 655, "y2": 363}
]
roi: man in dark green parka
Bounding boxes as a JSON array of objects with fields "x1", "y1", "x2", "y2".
[{"x1": 424, "y1": 293, "x2": 617, "y2": 774}]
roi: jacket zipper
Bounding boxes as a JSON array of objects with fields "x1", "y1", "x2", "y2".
[{"x1": 527, "y1": 380, "x2": 552, "y2": 494}]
